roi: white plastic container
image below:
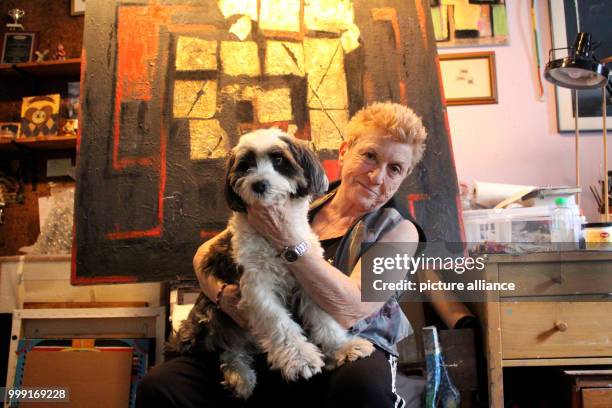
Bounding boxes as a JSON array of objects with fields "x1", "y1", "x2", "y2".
[{"x1": 462, "y1": 205, "x2": 581, "y2": 244}]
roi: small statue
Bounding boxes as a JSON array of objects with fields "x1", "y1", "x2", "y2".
[
  {"x1": 55, "y1": 43, "x2": 66, "y2": 60},
  {"x1": 35, "y1": 49, "x2": 49, "y2": 62}
]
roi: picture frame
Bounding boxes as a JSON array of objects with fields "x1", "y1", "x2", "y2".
[
  {"x1": 549, "y1": 0, "x2": 611, "y2": 132},
  {"x1": 0, "y1": 122, "x2": 21, "y2": 139},
  {"x1": 1, "y1": 31, "x2": 37, "y2": 64},
  {"x1": 20, "y1": 94, "x2": 61, "y2": 138},
  {"x1": 430, "y1": 1, "x2": 509, "y2": 48},
  {"x1": 71, "y1": 0, "x2": 86, "y2": 16},
  {"x1": 438, "y1": 51, "x2": 498, "y2": 106}
]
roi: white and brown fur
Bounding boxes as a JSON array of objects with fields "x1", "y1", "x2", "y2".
[{"x1": 166, "y1": 128, "x2": 374, "y2": 399}]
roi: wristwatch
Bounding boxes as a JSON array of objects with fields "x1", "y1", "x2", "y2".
[{"x1": 280, "y1": 241, "x2": 309, "y2": 263}]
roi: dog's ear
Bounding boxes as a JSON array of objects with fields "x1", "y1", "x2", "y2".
[
  {"x1": 224, "y1": 150, "x2": 247, "y2": 212},
  {"x1": 281, "y1": 136, "x2": 329, "y2": 196}
]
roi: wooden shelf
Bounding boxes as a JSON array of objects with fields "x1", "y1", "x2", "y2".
[
  {"x1": 0, "y1": 58, "x2": 81, "y2": 79},
  {"x1": 0, "y1": 135, "x2": 77, "y2": 152}
]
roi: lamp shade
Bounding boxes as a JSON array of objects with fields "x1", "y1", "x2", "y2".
[{"x1": 544, "y1": 32, "x2": 610, "y2": 90}]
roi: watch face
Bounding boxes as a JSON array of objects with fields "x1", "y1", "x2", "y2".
[{"x1": 283, "y1": 249, "x2": 299, "y2": 263}]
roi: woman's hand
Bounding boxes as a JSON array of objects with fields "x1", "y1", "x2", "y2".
[
  {"x1": 218, "y1": 284, "x2": 248, "y2": 329},
  {"x1": 246, "y1": 202, "x2": 303, "y2": 250}
]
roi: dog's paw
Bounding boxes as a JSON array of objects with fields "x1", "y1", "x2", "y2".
[
  {"x1": 333, "y1": 338, "x2": 375, "y2": 367},
  {"x1": 221, "y1": 364, "x2": 257, "y2": 400},
  {"x1": 280, "y1": 342, "x2": 325, "y2": 381}
]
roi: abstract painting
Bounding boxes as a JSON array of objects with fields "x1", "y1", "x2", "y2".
[
  {"x1": 431, "y1": 0, "x2": 508, "y2": 47},
  {"x1": 74, "y1": 0, "x2": 463, "y2": 283}
]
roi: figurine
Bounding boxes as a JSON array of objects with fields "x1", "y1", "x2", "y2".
[
  {"x1": 34, "y1": 49, "x2": 49, "y2": 62},
  {"x1": 55, "y1": 43, "x2": 66, "y2": 60}
]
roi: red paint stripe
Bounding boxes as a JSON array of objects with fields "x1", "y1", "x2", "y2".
[
  {"x1": 72, "y1": 274, "x2": 138, "y2": 285},
  {"x1": 415, "y1": 0, "x2": 429, "y2": 47},
  {"x1": 158, "y1": 122, "x2": 168, "y2": 225},
  {"x1": 434, "y1": 57, "x2": 465, "y2": 243},
  {"x1": 406, "y1": 194, "x2": 429, "y2": 220},
  {"x1": 322, "y1": 159, "x2": 340, "y2": 182},
  {"x1": 106, "y1": 226, "x2": 162, "y2": 240},
  {"x1": 29, "y1": 347, "x2": 133, "y2": 352},
  {"x1": 455, "y1": 193, "x2": 466, "y2": 243},
  {"x1": 434, "y1": 56, "x2": 447, "y2": 106},
  {"x1": 112, "y1": 79, "x2": 123, "y2": 170},
  {"x1": 200, "y1": 230, "x2": 221, "y2": 239}
]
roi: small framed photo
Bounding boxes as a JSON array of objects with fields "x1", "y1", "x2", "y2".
[
  {"x1": 20, "y1": 94, "x2": 61, "y2": 138},
  {"x1": 0, "y1": 122, "x2": 20, "y2": 139},
  {"x1": 71, "y1": 0, "x2": 86, "y2": 16},
  {"x1": 438, "y1": 51, "x2": 498, "y2": 106},
  {"x1": 1, "y1": 31, "x2": 37, "y2": 64}
]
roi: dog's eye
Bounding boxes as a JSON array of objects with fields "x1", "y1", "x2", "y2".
[
  {"x1": 236, "y1": 161, "x2": 252, "y2": 172},
  {"x1": 270, "y1": 154, "x2": 284, "y2": 166}
]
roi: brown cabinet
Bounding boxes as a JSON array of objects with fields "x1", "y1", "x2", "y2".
[{"x1": 472, "y1": 251, "x2": 612, "y2": 407}]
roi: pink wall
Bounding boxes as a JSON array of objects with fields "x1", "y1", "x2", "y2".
[{"x1": 441, "y1": 1, "x2": 610, "y2": 221}]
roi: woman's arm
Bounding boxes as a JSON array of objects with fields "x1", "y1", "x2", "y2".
[
  {"x1": 287, "y1": 220, "x2": 418, "y2": 328},
  {"x1": 247, "y1": 203, "x2": 419, "y2": 328},
  {"x1": 193, "y1": 230, "x2": 248, "y2": 328}
]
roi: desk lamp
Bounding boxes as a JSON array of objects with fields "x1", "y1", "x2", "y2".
[{"x1": 544, "y1": 32, "x2": 611, "y2": 221}]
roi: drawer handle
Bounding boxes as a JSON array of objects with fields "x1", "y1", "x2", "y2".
[{"x1": 554, "y1": 320, "x2": 568, "y2": 332}]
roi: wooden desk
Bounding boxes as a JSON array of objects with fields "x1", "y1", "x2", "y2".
[{"x1": 472, "y1": 251, "x2": 612, "y2": 407}]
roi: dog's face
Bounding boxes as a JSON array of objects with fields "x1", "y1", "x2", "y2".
[{"x1": 225, "y1": 128, "x2": 329, "y2": 212}]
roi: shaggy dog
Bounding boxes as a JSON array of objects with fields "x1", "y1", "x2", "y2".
[{"x1": 166, "y1": 128, "x2": 374, "y2": 399}]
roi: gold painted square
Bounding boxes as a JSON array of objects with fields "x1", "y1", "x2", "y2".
[
  {"x1": 175, "y1": 37, "x2": 217, "y2": 71},
  {"x1": 304, "y1": 0, "x2": 353, "y2": 33},
  {"x1": 259, "y1": 0, "x2": 301, "y2": 33},
  {"x1": 189, "y1": 119, "x2": 228, "y2": 160},
  {"x1": 264, "y1": 41, "x2": 304, "y2": 76},
  {"x1": 255, "y1": 88, "x2": 293, "y2": 123},
  {"x1": 173, "y1": 80, "x2": 217, "y2": 119},
  {"x1": 220, "y1": 41, "x2": 260, "y2": 77},
  {"x1": 304, "y1": 38, "x2": 347, "y2": 109},
  {"x1": 229, "y1": 15, "x2": 252, "y2": 41},
  {"x1": 221, "y1": 84, "x2": 261, "y2": 101},
  {"x1": 309, "y1": 109, "x2": 348, "y2": 150},
  {"x1": 218, "y1": 0, "x2": 258, "y2": 21}
]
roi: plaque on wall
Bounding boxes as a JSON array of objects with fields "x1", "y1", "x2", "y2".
[{"x1": 1, "y1": 32, "x2": 36, "y2": 64}]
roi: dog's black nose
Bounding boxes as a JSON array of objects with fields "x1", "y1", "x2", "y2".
[{"x1": 252, "y1": 180, "x2": 269, "y2": 194}]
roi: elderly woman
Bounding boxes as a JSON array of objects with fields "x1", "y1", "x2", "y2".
[{"x1": 137, "y1": 102, "x2": 427, "y2": 408}]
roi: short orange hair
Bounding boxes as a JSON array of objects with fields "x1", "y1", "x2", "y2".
[{"x1": 344, "y1": 102, "x2": 427, "y2": 168}]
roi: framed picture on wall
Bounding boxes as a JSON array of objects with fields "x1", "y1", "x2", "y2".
[
  {"x1": 438, "y1": 51, "x2": 498, "y2": 106},
  {"x1": 71, "y1": 0, "x2": 86, "y2": 16},
  {"x1": 549, "y1": 0, "x2": 611, "y2": 132}
]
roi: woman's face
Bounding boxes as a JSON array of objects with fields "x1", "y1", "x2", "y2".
[{"x1": 338, "y1": 132, "x2": 414, "y2": 212}]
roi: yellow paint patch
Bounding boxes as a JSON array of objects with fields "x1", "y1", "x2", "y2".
[
  {"x1": 173, "y1": 80, "x2": 217, "y2": 119},
  {"x1": 309, "y1": 109, "x2": 348, "y2": 150},
  {"x1": 304, "y1": 38, "x2": 348, "y2": 110},
  {"x1": 218, "y1": 0, "x2": 258, "y2": 20},
  {"x1": 229, "y1": 15, "x2": 252, "y2": 41},
  {"x1": 264, "y1": 41, "x2": 304, "y2": 76},
  {"x1": 189, "y1": 119, "x2": 228, "y2": 160},
  {"x1": 255, "y1": 88, "x2": 293, "y2": 123},
  {"x1": 259, "y1": 0, "x2": 301, "y2": 32},
  {"x1": 175, "y1": 37, "x2": 217, "y2": 71},
  {"x1": 220, "y1": 41, "x2": 260, "y2": 76},
  {"x1": 304, "y1": 0, "x2": 352, "y2": 33}
]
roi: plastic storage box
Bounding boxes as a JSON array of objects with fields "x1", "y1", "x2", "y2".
[{"x1": 462, "y1": 205, "x2": 581, "y2": 244}]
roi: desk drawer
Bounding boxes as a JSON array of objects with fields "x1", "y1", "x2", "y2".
[
  {"x1": 498, "y1": 262, "x2": 612, "y2": 297},
  {"x1": 500, "y1": 302, "x2": 612, "y2": 359}
]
